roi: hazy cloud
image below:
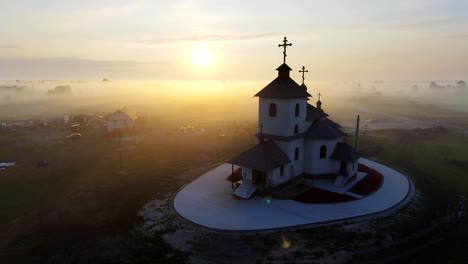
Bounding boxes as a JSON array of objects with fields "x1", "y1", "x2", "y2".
[
  {"x1": 332, "y1": 18, "x2": 454, "y2": 34},
  {"x1": 90, "y1": 1, "x2": 146, "y2": 17},
  {"x1": 0, "y1": 44, "x2": 19, "y2": 49},
  {"x1": 385, "y1": 18, "x2": 452, "y2": 30},
  {"x1": 137, "y1": 33, "x2": 279, "y2": 45},
  {"x1": 448, "y1": 32, "x2": 468, "y2": 39},
  {"x1": 399, "y1": 0, "x2": 433, "y2": 9},
  {"x1": 0, "y1": 58, "x2": 180, "y2": 79}
]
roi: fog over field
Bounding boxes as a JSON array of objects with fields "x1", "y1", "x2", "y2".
[{"x1": 1, "y1": 79, "x2": 467, "y2": 124}]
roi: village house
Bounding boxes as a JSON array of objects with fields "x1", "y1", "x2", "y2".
[{"x1": 106, "y1": 106, "x2": 137, "y2": 134}]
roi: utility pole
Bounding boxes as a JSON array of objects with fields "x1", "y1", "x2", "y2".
[
  {"x1": 118, "y1": 128, "x2": 123, "y2": 173},
  {"x1": 355, "y1": 114, "x2": 360, "y2": 151}
]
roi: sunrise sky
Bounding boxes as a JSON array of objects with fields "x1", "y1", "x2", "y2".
[{"x1": 1, "y1": 0, "x2": 467, "y2": 81}]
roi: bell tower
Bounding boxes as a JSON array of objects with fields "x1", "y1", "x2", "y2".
[{"x1": 254, "y1": 37, "x2": 311, "y2": 138}]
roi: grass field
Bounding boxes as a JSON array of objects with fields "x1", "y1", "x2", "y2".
[
  {"x1": 0, "y1": 119, "x2": 255, "y2": 263},
  {"x1": 358, "y1": 126, "x2": 468, "y2": 263}
]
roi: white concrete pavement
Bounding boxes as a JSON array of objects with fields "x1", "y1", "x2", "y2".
[{"x1": 172, "y1": 158, "x2": 411, "y2": 231}]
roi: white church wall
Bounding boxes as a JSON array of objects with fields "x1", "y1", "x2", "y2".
[
  {"x1": 304, "y1": 139, "x2": 341, "y2": 174},
  {"x1": 274, "y1": 138, "x2": 304, "y2": 179},
  {"x1": 259, "y1": 98, "x2": 308, "y2": 137},
  {"x1": 242, "y1": 167, "x2": 252, "y2": 182},
  {"x1": 331, "y1": 160, "x2": 340, "y2": 174},
  {"x1": 268, "y1": 167, "x2": 283, "y2": 186}
]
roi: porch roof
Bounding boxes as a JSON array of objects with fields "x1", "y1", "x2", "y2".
[{"x1": 227, "y1": 140, "x2": 291, "y2": 172}]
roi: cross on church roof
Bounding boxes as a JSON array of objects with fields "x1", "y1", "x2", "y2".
[
  {"x1": 299, "y1": 66, "x2": 308, "y2": 85},
  {"x1": 317, "y1": 92, "x2": 322, "y2": 101},
  {"x1": 258, "y1": 123, "x2": 265, "y2": 143},
  {"x1": 278, "y1": 37, "x2": 292, "y2": 64}
]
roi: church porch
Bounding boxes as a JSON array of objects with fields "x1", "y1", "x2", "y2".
[{"x1": 226, "y1": 166, "x2": 270, "y2": 199}]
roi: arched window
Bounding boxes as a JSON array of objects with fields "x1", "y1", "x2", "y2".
[
  {"x1": 294, "y1": 124, "x2": 299, "y2": 134},
  {"x1": 295, "y1": 147, "x2": 299, "y2": 161},
  {"x1": 269, "y1": 103, "x2": 277, "y2": 117},
  {"x1": 295, "y1": 103, "x2": 300, "y2": 117},
  {"x1": 320, "y1": 145, "x2": 327, "y2": 159}
]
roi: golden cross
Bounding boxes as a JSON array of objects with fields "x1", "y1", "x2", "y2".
[
  {"x1": 278, "y1": 37, "x2": 292, "y2": 64},
  {"x1": 299, "y1": 66, "x2": 308, "y2": 85}
]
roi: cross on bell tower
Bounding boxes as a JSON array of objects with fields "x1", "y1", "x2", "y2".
[
  {"x1": 317, "y1": 92, "x2": 323, "y2": 109},
  {"x1": 299, "y1": 66, "x2": 308, "y2": 85},
  {"x1": 278, "y1": 37, "x2": 292, "y2": 64}
]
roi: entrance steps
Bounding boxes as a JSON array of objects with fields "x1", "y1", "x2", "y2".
[{"x1": 233, "y1": 182, "x2": 256, "y2": 199}]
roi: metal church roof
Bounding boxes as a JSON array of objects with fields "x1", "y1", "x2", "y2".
[
  {"x1": 254, "y1": 63, "x2": 311, "y2": 99},
  {"x1": 330, "y1": 142, "x2": 360, "y2": 162},
  {"x1": 227, "y1": 140, "x2": 291, "y2": 172},
  {"x1": 305, "y1": 118, "x2": 345, "y2": 140},
  {"x1": 306, "y1": 104, "x2": 328, "y2": 121}
]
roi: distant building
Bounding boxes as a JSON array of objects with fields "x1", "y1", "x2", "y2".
[
  {"x1": 47, "y1": 85, "x2": 72, "y2": 95},
  {"x1": 457, "y1": 80, "x2": 466, "y2": 89},
  {"x1": 72, "y1": 114, "x2": 94, "y2": 125},
  {"x1": 429, "y1": 81, "x2": 443, "y2": 90},
  {"x1": 106, "y1": 106, "x2": 137, "y2": 133}
]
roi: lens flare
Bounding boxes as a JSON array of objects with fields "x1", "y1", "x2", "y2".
[{"x1": 281, "y1": 234, "x2": 291, "y2": 249}]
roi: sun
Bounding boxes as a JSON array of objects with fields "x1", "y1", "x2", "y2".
[{"x1": 192, "y1": 46, "x2": 213, "y2": 67}]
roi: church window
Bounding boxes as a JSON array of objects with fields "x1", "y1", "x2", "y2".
[
  {"x1": 294, "y1": 124, "x2": 299, "y2": 134},
  {"x1": 280, "y1": 165, "x2": 284, "y2": 176},
  {"x1": 320, "y1": 145, "x2": 327, "y2": 159},
  {"x1": 295, "y1": 147, "x2": 299, "y2": 160},
  {"x1": 269, "y1": 103, "x2": 277, "y2": 117},
  {"x1": 295, "y1": 103, "x2": 300, "y2": 117}
]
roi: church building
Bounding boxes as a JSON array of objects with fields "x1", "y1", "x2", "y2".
[{"x1": 227, "y1": 37, "x2": 359, "y2": 199}]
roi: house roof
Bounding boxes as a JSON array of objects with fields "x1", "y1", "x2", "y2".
[
  {"x1": 330, "y1": 142, "x2": 360, "y2": 162},
  {"x1": 254, "y1": 64, "x2": 311, "y2": 99},
  {"x1": 227, "y1": 140, "x2": 291, "y2": 172},
  {"x1": 113, "y1": 106, "x2": 137, "y2": 120},
  {"x1": 305, "y1": 118, "x2": 344, "y2": 140},
  {"x1": 306, "y1": 104, "x2": 328, "y2": 121}
]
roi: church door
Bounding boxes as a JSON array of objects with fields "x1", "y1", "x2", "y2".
[
  {"x1": 340, "y1": 161, "x2": 347, "y2": 176},
  {"x1": 252, "y1": 170, "x2": 264, "y2": 185}
]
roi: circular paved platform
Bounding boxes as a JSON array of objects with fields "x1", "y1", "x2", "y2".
[{"x1": 173, "y1": 158, "x2": 412, "y2": 231}]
